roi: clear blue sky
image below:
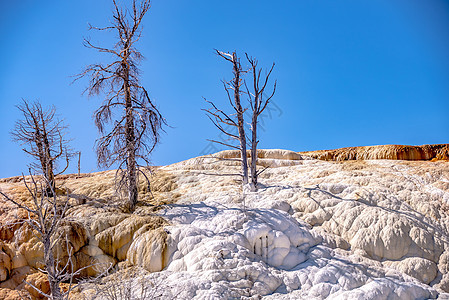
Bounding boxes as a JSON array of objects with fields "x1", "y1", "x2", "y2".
[{"x1": 1, "y1": 0, "x2": 449, "y2": 178}]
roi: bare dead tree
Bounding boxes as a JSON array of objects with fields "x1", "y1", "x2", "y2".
[
  {"x1": 204, "y1": 50, "x2": 249, "y2": 185},
  {"x1": 245, "y1": 55, "x2": 276, "y2": 192},
  {"x1": 11, "y1": 99, "x2": 72, "y2": 196},
  {"x1": 75, "y1": 0, "x2": 165, "y2": 212},
  {"x1": 0, "y1": 175, "x2": 81, "y2": 299},
  {"x1": 88, "y1": 269, "x2": 178, "y2": 300}
]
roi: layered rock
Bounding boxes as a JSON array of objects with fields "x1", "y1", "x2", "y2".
[
  {"x1": 0, "y1": 170, "x2": 171, "y2": 298},
  {"x1": 301, "y1": 144, "x2": 449, "y2": 161}
]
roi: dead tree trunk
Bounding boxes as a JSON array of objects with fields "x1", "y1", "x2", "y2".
[
  {"x1": 231, "y1": 52, "x2": 248, "y2": 185},
  {"x1": 245, "y1": 54, "x2": 276, "y2": 191},
  {"x1": 123, "y1": 50, "x2": 139, "y2": 211},
  {"x1": 204, "y1": 50, "x2": 249, "y2": 185},
  {"x1": 44, "y1": 236, "x2": 63, "y2": 299},
  {"x1": 77, "y1": 152, "x2": 81, "y2": 176},
  {"x1": 250, "y1": 106, "x2": 258, "y2": 190},
  {"x1": 42, "y1": 129, "x2": 56, "y2": 195}
]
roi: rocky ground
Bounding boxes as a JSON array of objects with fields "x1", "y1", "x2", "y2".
[{"x1": 1, "y1": 146, "x2": 449, "y2": 299}]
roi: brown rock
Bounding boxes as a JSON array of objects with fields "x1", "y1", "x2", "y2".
[
  {"x1": 127, "y1": 227, "x2": 169, "y2": 272},
  {"x1": 11, "y1": 254, "x2": 27, "y2": 270},
  {"x1": 0, "y1": 278, "x2": 17, "y2": 290},
  {"x1": 0, "y1": 225, "x2": 15, "y2": 241},
  {"x1": 95, "y1": 215, "x2": 166, "y2": 260},
  {"x1": 0, "y1": 287, "x2": 29, "y2": 300},
  {"x1": 301, "y1": 144, "x2": 449, "y2": 161},
  {"x1": 25, "y1": 272, "x2": 50, "y2": 299},
  {"x1": 19, "y1": 236, "x2": 44, "y2": 270},
  {"x1": 89, "y1": 212, "x2": 128, "y2": 236},
  {"x1": 10, "y1": 266, "x2": 32, "y2": 286},
  {"x1": 0, "y1": 266, "x2": 32, "y2": 290},
  {"x1": 54, "y1": 222, "x2": 87, "y2": 259},
  {"x1": 0, "y1": 250, "x2": 11, "y2": 282},
  {"x1": 75, "y1": 249, "x2": 116, "y2": 277},
  {"x1": 1, "y1": 244, "x2": 14, "y2": 261}
]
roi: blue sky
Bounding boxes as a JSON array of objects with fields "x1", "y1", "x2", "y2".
[{"x1": 1, "y1": 0, "x2": 448, "y2": 178}]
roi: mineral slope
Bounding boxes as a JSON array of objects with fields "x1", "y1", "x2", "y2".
[
  {"x1": 301, "y1": 144, "x2": 449, "y2": 161},
  {"x1": 0, "y1": 147, "x2": 449, "y2": 299}
]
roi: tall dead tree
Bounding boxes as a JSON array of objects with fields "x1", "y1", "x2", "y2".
[
  {"x1": 246, "y1": 54, "x2": 276, "y2": 191},
  {"x1": 76, "y1": 0, "x2": 164, "y2": 212},
  {"x1": 11, "y1": 100, "x2": 71, "y2": 196},
  {"x1": 204, "y1": 50, "x2": 249, "y2": 185}
]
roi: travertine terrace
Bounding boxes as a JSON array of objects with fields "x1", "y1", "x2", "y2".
[{"x1": 0, "y1": 145, "x2": 449, "y2": 299}]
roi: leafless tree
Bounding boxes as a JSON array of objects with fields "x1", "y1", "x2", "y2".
[
  {"x1": 87, "y1": 269, "x2": 178, "y2": 300},
  {"x1": 75, "y1": 0, "x2": 165, "y2": 212},
  {"x1": 204, "y1": 50, "x2": 249, "y2": 185},
  {"x1": 11, "y1": 99, "x2": 72, "y2": 196},
  {"x1": 0, "y1": 175, "x2": 84, "y2": 299},
  {"x1": 245, "y1": 54, "x2": 276, "y2": 191}
]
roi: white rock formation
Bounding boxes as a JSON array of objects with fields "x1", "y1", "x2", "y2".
[
  {"x1": 2, "y1": 149, "x2": 449, "y2": 299},
  {"x1": 80, "y1": 150, "x2": 449, "y2": 299}
]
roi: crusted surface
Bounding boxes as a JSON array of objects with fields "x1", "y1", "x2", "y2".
[
  {"x1": 301, "y1": 144, "x2": 449, "y2": 161},
  {"x1": 1, "y1": 147, "x2": 449, "y2": 299}
]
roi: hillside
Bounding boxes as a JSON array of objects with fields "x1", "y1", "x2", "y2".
[{"x1": 1, "y1": 146, "x2": 449, "y2": 299}]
